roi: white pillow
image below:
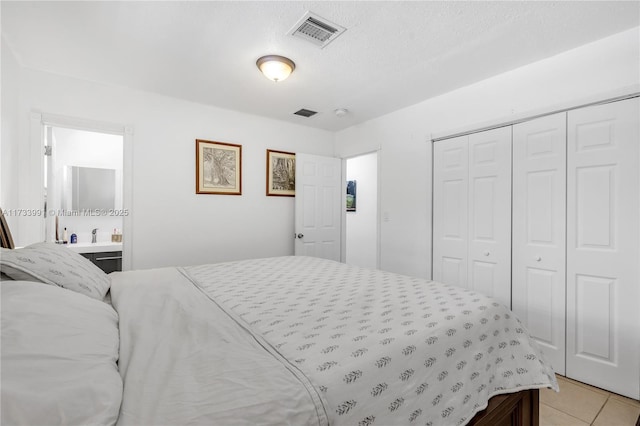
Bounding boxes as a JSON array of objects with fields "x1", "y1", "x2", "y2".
[
  {"x1": 0, "y1": 242, "x2": 110, "y2": 299},
  {"x1": 1, "y1": 280, "x2": 122, "y2": 426}
]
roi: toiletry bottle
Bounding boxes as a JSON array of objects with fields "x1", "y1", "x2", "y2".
[
  {"x1": 63, "y1": 227, "x2": 68, "y2": 244},
  {"x1": 70, "y1": 233, "x2": 77, "y2": 244}
]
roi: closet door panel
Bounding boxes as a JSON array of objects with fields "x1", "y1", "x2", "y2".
[
  {"x1": 433, "y1": 136, "x2": 469, "y2": 288},
  {"x1": 512, "y1": 113, "x2": 567, "y2": 374},
  {"x1": 567, "y1": 97, "x2": 639, "y2": 399},
  {"x1": 468, "y1": 127, "x2": 512, "y2": 307}
]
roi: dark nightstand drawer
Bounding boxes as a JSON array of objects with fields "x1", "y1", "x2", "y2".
[{"x1": 81, "y1": 251, "x2": 122, "y2": 273}]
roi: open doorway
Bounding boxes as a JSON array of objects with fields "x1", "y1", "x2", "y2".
[
  {"x1": 43, "y1": 125, "x2": 124, "y2": 272},
  {"x1": 345, "y1": 151, "x2": 378, "y2": 269}
]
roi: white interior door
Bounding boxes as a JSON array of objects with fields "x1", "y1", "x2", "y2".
[
  {"x1": 467, "y1": 127, "x2": 512, "y2": 308},
  {"x1": 294, "y1": 153, "x2": 342, "y2": 261},
  {"x1": 566, "y1": 97, "x2": 639, "y2": 399},
  {"x1": 512, "y1": 113, "x2": 567, "y2": 374},
  {"x1": 432, "y1": 136, "x2": 469, "y2": 288}
]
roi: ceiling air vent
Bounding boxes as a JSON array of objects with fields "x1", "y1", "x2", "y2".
[
  {"x1": 294, "y1": 108, "x2": 318, "y2": 118},
  {"x1": 289, "y1": 11, "x2": 346, "y2": 48}
]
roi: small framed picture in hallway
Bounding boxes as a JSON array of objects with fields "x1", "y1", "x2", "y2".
[{"x1": 346, "y1": 180, "x2": 356, "y2": 211}]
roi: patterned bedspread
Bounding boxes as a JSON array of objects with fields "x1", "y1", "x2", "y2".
[{"x1": 181, "y1": 256, "x2": 557, "y2": 426}]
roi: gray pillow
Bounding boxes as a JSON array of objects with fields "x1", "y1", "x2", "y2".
[
  {"x1": 1, "y1": 280, "x2": 122, "y2": 425},
  {"x1": 0, "y1": 242, "x2": 110, "y2": 299}
]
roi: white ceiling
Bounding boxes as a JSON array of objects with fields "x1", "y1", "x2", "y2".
[{"x1": 2, "y1": 1, "x2": 638, "y2": 131}]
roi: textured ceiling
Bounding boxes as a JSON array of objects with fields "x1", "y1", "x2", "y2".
[{"x1": 2, "y1": 1, "x2": 639, "y2": 131}]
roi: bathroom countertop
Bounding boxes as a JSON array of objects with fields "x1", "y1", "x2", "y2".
[{"x1": 65, "y1": 242, "x2": 122, "y2": 254}]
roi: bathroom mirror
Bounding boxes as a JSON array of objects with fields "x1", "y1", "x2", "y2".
[{"x1": 63, "y1": 166, "x2": 116, "y2": 211}]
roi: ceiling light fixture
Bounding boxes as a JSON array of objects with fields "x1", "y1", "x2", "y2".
[
  {"x1": 256, "y1": 55, "x2": 296, "y2": 82},
  {"x1": 334, "y1": 108, "x2": 349, "y2": 117}
]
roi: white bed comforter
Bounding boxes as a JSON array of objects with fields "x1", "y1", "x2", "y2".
[
  {"x1": 112, "y1": 256, "x2": 557, "y2": 426},
  {"x1": 110, "y1": 267, "x2": 326, "y2": 426}
]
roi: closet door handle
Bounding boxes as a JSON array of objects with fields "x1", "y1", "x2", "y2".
[
  {"x1": 535, "y1": 256, "x2": 542, "y2": 262},
  {"x1": 484, "y1": 251, "x2": 490, "y2": 256}
]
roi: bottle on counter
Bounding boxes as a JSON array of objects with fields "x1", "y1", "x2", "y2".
[
  {"x1": 63, "y1": 227, "x2": 68, "y2": 244},
  {"x1": 70, "y1": 233, "x2": 77, "y2": 244}
]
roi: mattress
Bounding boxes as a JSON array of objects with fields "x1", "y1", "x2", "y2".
[{"x1": 111, "y1": 256, "x2": 557, "y2": 426}]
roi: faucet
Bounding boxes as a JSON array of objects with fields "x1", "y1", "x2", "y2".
[{"x1": 92, "y1": 228, "x2": 98, "y2": 244}]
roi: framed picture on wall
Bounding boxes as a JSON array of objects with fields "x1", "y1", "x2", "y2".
[
  {"x1": 346, "y1": 180, "x2": 356, "y2": 211},
  {"x1": 196, "y1": 139, "x2": 242, "y2": 195},
  {"x1": 266, "y1": 149, "x2": 295, "y2": 196}
]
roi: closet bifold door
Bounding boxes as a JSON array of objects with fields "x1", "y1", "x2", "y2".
[
  {"x1": 433, "y1": 135, "x2": 469, "y2": 289},
  {"x1": 433, "y1": 128, "x2": 512, "y2": 308},
  {"x1": 512, "y1": 113, "x2": 567, "y2": 375},
  {"x1": 467, "y1": 127, "x2": 512, "y2": 308},
  {"x1": 566, "y1": 97, "x2": 640, "y2": 399}
]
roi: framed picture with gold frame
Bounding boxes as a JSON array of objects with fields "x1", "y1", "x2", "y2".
[
  {"x1": 266, "y1": 149, "x2": 295, "y2": 196},
  {"x1": 196, "y1": 139, "x2": 242, "y2": 195}
]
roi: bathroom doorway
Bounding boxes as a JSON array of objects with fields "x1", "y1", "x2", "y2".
[
  {"x1": 43, "y1": 125, "x2": 124, "y2": 247},
  {"x1": 345, "y1": 151, "x2": 379, "y2": 269}
]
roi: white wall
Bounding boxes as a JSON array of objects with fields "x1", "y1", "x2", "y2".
[
  {"x1": 7, "y1": 66, "x2": 334, "y2": 269},
  {"x1": 335, "y1": 27, "x2": 640, "y2": 279},
  {"x1": 1, "y1": 36, "x2": 21, "y2": 235},
  {"x1": 346, "y1": 152, "x2": 377, "y2": 269}
]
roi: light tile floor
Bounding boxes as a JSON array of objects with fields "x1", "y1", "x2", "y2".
[{"x1": 540, "y1": 375, "x2": 640, "y2": 426}]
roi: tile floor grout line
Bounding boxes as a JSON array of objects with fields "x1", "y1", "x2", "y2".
[
  {"x1": 541, "y1": 402, "x2": 593, "y2": 426},
  {"x1": 589, "y1": 394, "x2": 610, "y2": 426},
  {"x1": 544, "y1": 375, "x2": 640, "y2": 426}
]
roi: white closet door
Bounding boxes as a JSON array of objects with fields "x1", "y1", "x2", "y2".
[
  {"x1": 566, "y1": 97, "x2": 640, "y2": 399},
  {"x1": 433, "y1": 136, "x2": 469, "y2": 288},
  {"x1": 512, "y1": 113, "x2": 567, "y2": 374},
  {"x1": 467, "y1": 127, "x2": 512, "y2": 307}
]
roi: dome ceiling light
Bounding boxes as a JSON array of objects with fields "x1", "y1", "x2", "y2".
[{"x1": 256, "y1": 55, "x2": 296, "y2": 82}]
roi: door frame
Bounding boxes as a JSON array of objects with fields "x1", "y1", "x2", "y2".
[
  {"x1": 29, "y1": 113, "x2": 134, "y2": 270},
  {"x1": 341, "y1": 149, "x2": 381, "y2": 269}
]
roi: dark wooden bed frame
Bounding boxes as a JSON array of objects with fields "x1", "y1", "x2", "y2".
[
  {"x1": 0, "y1": 207, "x2": 541, "y2": 426},
  {"x1": 0, "y1": 208, "x2": 15, "y2": 249},
  {"x1": 469, "y1": 388, "x2": 539, "y2": 426}
]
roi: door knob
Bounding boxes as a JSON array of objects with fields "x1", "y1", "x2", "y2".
[
  {"x1": 535, "y1": 256, "x2": 542, "y2": 262},
  {"x1": 297, "y1": 233, "x2": 304, "y2": 239},
  {"x1": 484, "y1": 251, "x2": 490, "y2": 256}
]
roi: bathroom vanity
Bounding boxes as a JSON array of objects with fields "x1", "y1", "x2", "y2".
[{"x1": 66, "y1": 242, "x2": 122, "y2": 273}]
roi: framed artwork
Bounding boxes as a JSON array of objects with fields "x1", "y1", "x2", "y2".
[
  {"x1": 266, "y1": 149, "x2": 295, "y2": 196},
  {"x1": 196, "y1": 139, "x2": 242, "y2": 195},
  {"x1": 346, "y1": 180, "x2": 356, "y2": 211}
]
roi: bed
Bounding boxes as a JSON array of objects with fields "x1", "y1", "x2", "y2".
[{"x1": 1, "y1": 241, "x2": 557, "y2": 426}]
